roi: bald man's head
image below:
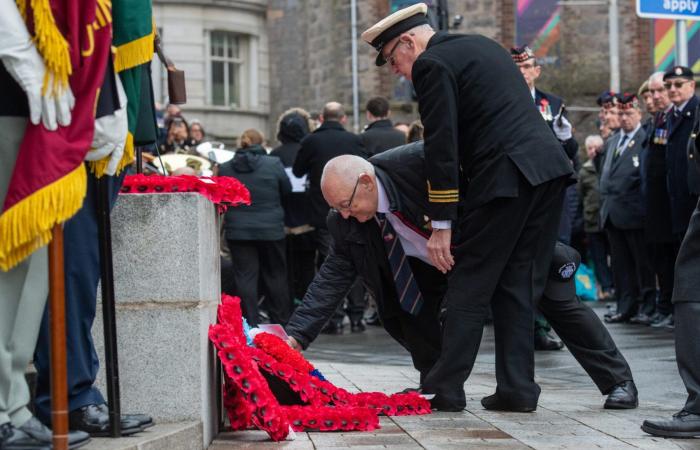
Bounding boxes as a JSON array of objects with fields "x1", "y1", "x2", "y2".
[
  {"x1": 321, "y1": 102, "x2": 346, "y2": 123},
  {"x1": 321, "y1": 155, "x2": 378, "y2": 222}
]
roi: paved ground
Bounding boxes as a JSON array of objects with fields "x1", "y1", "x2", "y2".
[{"x1": 212, "y1": 304, "x2": 700, "y2": 449}]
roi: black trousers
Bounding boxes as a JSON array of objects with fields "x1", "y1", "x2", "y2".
[
  {"x1": 227, "y1": 239, "x2": 290, "y2": 327},
  {"x1": 421, "y1": 176, "x2": 566, "y2": 409},
  {"x1": 587, "y1": 231, "x2": 614, "y2": 291},
  {"x1": 314, "y1": 228, "x2": 366, "y2": 324},
  {"x1": 538, "y1": 294, "x2": 633, "y2": 393},
  {"x1": 647, "y1": 241, "x2": 679, "y2": 316},
  {"x1": 285, "y1": 232, "x2": 316, "y2": 302},
  {"x1": 675, "y1": 303, "x2": 700, "y2": 414},
  {"x1": 605, "y1": 224, "x2": 656, "y2": 317}
]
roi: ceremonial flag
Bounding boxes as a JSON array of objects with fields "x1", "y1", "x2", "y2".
[
  {"x1": 0, "y1": 0, "x2": 112, "y2": 271},
  {"x1": 90, "y1": 0, "x2": 157, "y2": 177}
]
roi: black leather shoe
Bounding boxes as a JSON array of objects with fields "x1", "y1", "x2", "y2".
[
  {"x1": 604, "y1": 380, "x2": 638, "y2": 409},
  {"x1": 320, "y1": 322, "x2": 344, "y2": 335},
  {"x1": 429, "y1": 394, "x2": 465, "y2": 412},
  {"x1": 535, "y1": 332, "x2": 564, "y2": 351},
  {"x1": 69, "y1": 404, "x2": 143, "y2": 437},
  {"x1": 350, "y1": 320, "x2": 366, "y2": 333},
  {"x1": 481, "y1": 393, "x2": 536, "y2": 412},
  {"x1": 96, "y1": 404, "x2": 154, "y2": 429},
  {"x1": 0, "y1": 422, "x2": 13, "y2": 447},
  {"x1": 604, "y1": 313, "x2": 630, "y2": 324},
  {"x1": 642, "y1": 410, "x2": 700, "y2": 438},
  {"x1": 650, "y1": 313, "x2": 673, "y2": 328},
  {"x1": 630, "y1": 313, "x2": 653, "y2": 325}
]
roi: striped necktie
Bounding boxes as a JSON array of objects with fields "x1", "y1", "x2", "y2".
[{"x1": 376, "y1": 213, "x2": 424, "y2": 315}]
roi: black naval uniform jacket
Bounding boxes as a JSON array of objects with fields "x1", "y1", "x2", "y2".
[
  {"x1": 293, "y1": 120, "x2": 368, "y2": 229},
  {"x1": 535, "y1": 88, "x2": 579, "y2": 163},
  {"x1": 642, "y1": 110, "x2": 675, "y2": 243},
  {"x1": 285, "y1": 143, "x2": 444, "y2": 361},
  {"x1": 666, "y1": 95, "x2": 700, "y2": 235},
  {"x1": 360, "y1": 119, "x2": 407, "y2": 157},
  {"x1": 599, "y1": 127, "x2": 647, "y2": 230},
  {"x1": 411, "y1": 32, "x2": 573, "y2": 222}
]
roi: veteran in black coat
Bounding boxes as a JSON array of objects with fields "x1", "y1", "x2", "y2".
[
  {"x1": 360, "y1": 118, "x2": 407, "y2": 156},
  {"x1": 362, "y1": 4, "x2": 573, "y2": 412},
  {"x1": 599, "y1": 96, "x2": 656, "y2": 322}
]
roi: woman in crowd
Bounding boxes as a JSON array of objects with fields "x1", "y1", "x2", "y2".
[
  {"x1": 159, "y1": 116, "x2": 197, "y2": 154},
  {"x1": 219, "y1": 129, "x2": 292, "y2": 326},
  {"x1": 190, "y1": 119, "x2": 206, "y2": 145}
]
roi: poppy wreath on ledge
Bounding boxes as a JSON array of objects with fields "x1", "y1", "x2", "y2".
[
  {"x1": 209, "y1": 295, "x2": 431, "y2": 441},
  {"x1": 120, "y1": 174, "x2": 251, "y2": 213}
]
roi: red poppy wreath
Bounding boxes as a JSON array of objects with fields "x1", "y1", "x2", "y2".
[{"x1": 209, "y1": 294, "x2": 431, "y2": 441}]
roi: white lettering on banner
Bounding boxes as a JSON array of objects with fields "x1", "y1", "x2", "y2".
[{"x1": 663, "y1": 0, "x2": 699, "y2": 13}]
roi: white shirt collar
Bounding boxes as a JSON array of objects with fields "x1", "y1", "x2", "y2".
[
  {"x1": 530, "y1": 87, "x2": 536, "y2": 101},
  {"x1": 376, "y1": 178, "x2": 389, "y2": 215},
  {"x1": 676, "y1": 99, "x2": 690, "y2": 113}
]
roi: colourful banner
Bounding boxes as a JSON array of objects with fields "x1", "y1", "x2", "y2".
[
  {"x1": 516, "y1": 0, "x2": 561, "y2": 65},
  {"x1": 653, "y1": 19, "x2": 700, "y2": 73}
]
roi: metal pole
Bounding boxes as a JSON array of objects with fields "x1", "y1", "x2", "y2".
[
  {"x1": 677, "y1": 20, "x2": 689, "y2": 66},
  {"x1": 350, "y1": 0, "x2": 360, "y2": 133},
  {"x1": 97, "y1": 176, "x2": 122, "y2": 437},
  {"x1": 49, "y1": 225, "x2": 69, "y2": 450},
  {"x1": 608, "y1": 0, "x2": 620, "y2": 92}
]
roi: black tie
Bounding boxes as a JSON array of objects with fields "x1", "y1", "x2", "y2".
[
  {"x1": 376, "y1": 213, "x2": 423, "y2": 315},
  {"x1": 614, "y1": 134, "x2": 628, "y2": 161}
]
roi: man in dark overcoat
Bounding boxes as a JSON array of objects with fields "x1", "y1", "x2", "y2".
[
  {"x1": 600, "y1": 94, "x2": 655, "y2": 323},
  {"x1": 360, "y1": 96, "x2": 407, "y2": 157},
  {"x1": 641, "y1": 127, "x2": 700, "y2": 438},
  {"x1": 286, "y1": 145, "x2": 637, "y2": 410},
  {"x1": 361, "y1": 4, "x2": 573, "y2": 411}
]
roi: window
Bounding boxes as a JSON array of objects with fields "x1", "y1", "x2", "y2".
[{"x1": 210, "y1": 31, "x2": 244, "y2": 108}]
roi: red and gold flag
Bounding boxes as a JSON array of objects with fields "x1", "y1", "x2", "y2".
[{"x1": 0, "y1": 0, "x2": 112, "y2": 271}]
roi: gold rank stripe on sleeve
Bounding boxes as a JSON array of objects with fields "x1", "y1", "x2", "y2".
[{"x1": 427, "y1": 181, "x2": 459, "y2": 203}]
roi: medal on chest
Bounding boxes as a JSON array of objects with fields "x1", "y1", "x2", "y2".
[{"x1": 539, "y1": 98, "x2": 553, "y2": 122}]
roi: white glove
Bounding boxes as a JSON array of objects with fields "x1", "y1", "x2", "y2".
[
  {"x1": 85, "y1": 75, "x2": 128, "y2": 176},
  {"x1": 553, "y1": 114, "x2": 573, "y2": 141},
  {"x1": 0, "y1": 0, "x2": 74, "y2": 130}
]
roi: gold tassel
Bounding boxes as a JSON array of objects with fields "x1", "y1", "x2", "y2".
[
  {"x1": 114, "y1": 28, "x2": 155, "y2": 73},
  {"x1": 88, "y1": 132, "x2": 135, "y2": 178},
  {"x1": 16, "y1": 0, "x2": 27, "y2": 20},
  {"x1": 0, "y1": 165, "x2": 86, "y2": 272},
  {"x1": 29, "y1": 0, "x2": 72, "y2": 96}
]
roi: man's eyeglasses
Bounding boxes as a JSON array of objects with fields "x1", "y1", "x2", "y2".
[
  {"x1": 385, "y1": 40, "x2": 403, "y2": 67},
  {"x1": 338, "y1": 176, "x2": 361, "y2": 211},
  {"x1": 665, "y1": 80, "x2": 690, "y2": 89}
]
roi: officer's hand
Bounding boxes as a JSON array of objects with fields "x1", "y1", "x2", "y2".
[
  {"x1": 427, "y1": 228, "x2": 454, "y2": 274},
  {"x1": 553, "y1": 114, "x2": 572, "y2": 141},
  {"x1": 287, "y1": 336, "x2": 302, "y2": 351}
]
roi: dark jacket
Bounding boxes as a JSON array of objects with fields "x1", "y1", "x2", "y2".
[
  {"x1": 642, "y1": 110, "x2": 675, "y2": 242},
  {"x1": 599, "y1": 127, "x2": 646, "y2": 230},
  {"x1": 219, "y1": 144, "x2": 291, "y2": 241},
  {"x1": 578, "y1": 159, "x2": 602, "y2": 233},
  {"x1": 360, "y1": 119, "x2": 407, "y2": 156},
  {"x1": 270, "y1": 112, "x2": 312, "y2": 229},
  {"x1": 286, "y1": 142, "x2": 443, "y2": 349},
  {"x1": 293, "y1": 121, "x2": 367, "y2": 228},
  {"x1": 666, "y1": 95, "x2": 700, "y2": 235},
  {"x1": 535, "y1": 88, "x2": 579, "y2": 164},
  {"x1": 411, "y1": 32, "x2": 573, "y2": 221}
]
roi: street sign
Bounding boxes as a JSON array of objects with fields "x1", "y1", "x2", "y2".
[{"x1": 637, "y1": 0, "x2": 700, "y2": 20}]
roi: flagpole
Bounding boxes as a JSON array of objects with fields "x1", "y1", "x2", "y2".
[
  {"x1": 49, "y1": 225, "x2": 69, "y2": 450},
  {"x1": 96, "y1": 176, "x2": 122, "y2": 437}
]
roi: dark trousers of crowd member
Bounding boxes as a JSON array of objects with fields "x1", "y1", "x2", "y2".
[
  {"x1": 587, "y1": 231, "x2": 614, "y2": 294},
  {"x1": 314, "y1": 228, "x2": 366, "y2": 325},
  {"x1": 227, "y1": 239, "x2": 291, "y2": 327},
  {"x1": 422, "y1": 175, "x2": 566, "y2": 410},
  {"x1": 34, "y1": 169, "x2": 125, "y2": 424},
  {"x1": 605, "y1": 224, "x2": 656, "y2": 318},
  {"x1": 285, "y1": 231, "x2": 316, "y2": 304},
  {"x1": 538, "y1": 294, "x2": 633, "y2": 392},
  {"x1": 647, "y1": 242, "x2": 678, "y2": 316}
]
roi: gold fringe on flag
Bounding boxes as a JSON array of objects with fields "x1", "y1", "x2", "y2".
[
  {"x1": 27, "y1": 0, "x2": 72, "y2": 96},
  {"x1": 88, "y1": 132, "x2": 135, "y2": 178},
  {"x1": 114, "y1": 27, "x2": 155, "y2": 73},
  {"x1": 0, "y1": 164, "x2": 86, "y2": 271},
  {"x1": 16, "y1": 0, "x2": 27, "y2": 19}
]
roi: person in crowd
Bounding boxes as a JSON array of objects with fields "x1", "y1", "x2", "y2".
[
  {"x1": 511, "y1": 44, "x2": 580, "y2": 351},
  {"x1": 394, "y1": 121, "x2": 410, "y2": 138},
  {"x1": 639, "y1": 80, "x2": 655, "y2": 134},
  {"x1": 361, "y1": 4, "x2": 572, "y2": 412},
  {"x1": 578, "y1": 135, "x2": 615, "y2": 301},
  {"x1": 641, "y1": 125, "x2": 700, "y2": 438},
  {"x1": 189, "y1": 119, "x2": 206, "y2": 145},
  {"x1": 159, "y1": 116, "x2": 197, "y2": 155},
  {"x1": 360, "y1": 96, "x2": 407, "y2": 156},
  {"x1": 219, "y1": 129, "x2": 292, "y2": 327},
  {"x1": 287, "y1": 148, "x2": 637, "y2": 411},
  {"x1": 293, "y1": 102, "x2": 368, "y2": 334},
  {"x1": 642, "y1": 72, "x2": 676, "y2": 328},
  {"x1": 165, "y1": 103, "x2": 181, "y2": 120},
  {"x1": 595, "y1": 91, "x2": 621, "y2": 170},
  {"x1": 599, "y1": 94, "x2": 655, "y2": 324},
  {"x1": 270, "y1": 108, "x2": 316, "y2": 312},
  {"x1": 407, "y1": 120, "x2": 424, "y2": 143}
]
